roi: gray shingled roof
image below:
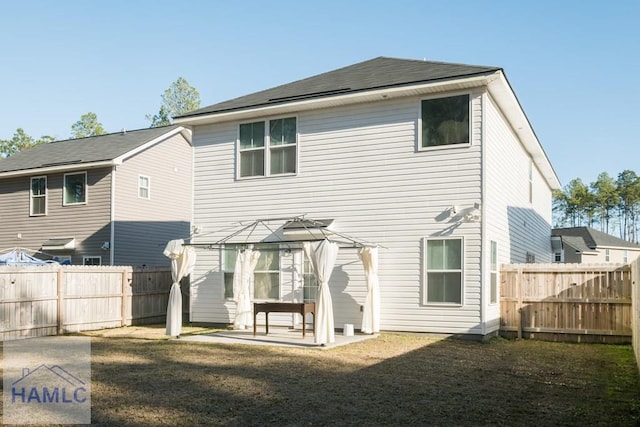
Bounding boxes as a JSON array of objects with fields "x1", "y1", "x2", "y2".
[
  {"x1": 0, "y1": 125, "x2": 181, "y2": 174},
  {"x1": 178, "y1": 56, "x2": 501, "y2": 118},
  {"x1": 552, "y1": 227, "x2": 640, "y2": 250}
]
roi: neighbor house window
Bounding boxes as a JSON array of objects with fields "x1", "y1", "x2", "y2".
[
  {"x1": 490, "y1": 241, "x2": 498, "y2": 305},
  {"x1": 302, "y1": 256, "x2": 318, "y2": 303},
  {"x1": 424, "y1": 237, "x2": 463, "y2": 305},
  {"x1": 554, "y1": 252, "x2": 563, "y2": 262},
  {"x1": 239, "y1": 117, "x2": 297, "y2": 178},
  {"x1": 83, "y1": 256, "x2": 101, "y2": 266},
  {"x1": 63, "y1": 172, "x2": 87, "y2": 205},
  {"x1": 605, "y1": 249, "x2": 610, "y2": 262},
  {"x1": 421, "y1": 94, "x2": 470, "y2": 148},
  {"x1": 30, "y1": 176, "x2": 47, "y2": 216},
  {"x1": 222, "y1": 245, "x2": 280, "y2": 300},
  {"x1": 623, "y1": 250, "x2": 628, "y2": 263},
  {"x1": 138, "y1": 175, "x2": 150, "y2": 199}
]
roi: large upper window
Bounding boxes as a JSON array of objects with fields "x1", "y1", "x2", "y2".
[
  {"x1": 63, "y1": 172, "x2": 87, "y2": 205},
  {"x1": 421, "y1": 94, "x2": 470, "y2": 148},
  {"x1": 223, "y1": 245, "x2": 280, "y2": 300},
  {"x1": 239, "y1": 117, "x2": 297, "y2": 178},
  {"x1": 30, "y1": 176, "x2": 47, "y2": 216},
  {"x1": 424, "y1": 237, "x2": 463, "y2": 305}
]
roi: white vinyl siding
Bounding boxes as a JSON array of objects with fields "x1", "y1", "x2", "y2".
[
  {"x1": 191, "y1": 94, "x2": 484, "y2": 334},
  {"x1": 113, "y1": 132, "x2": 192, "y2": 267}
]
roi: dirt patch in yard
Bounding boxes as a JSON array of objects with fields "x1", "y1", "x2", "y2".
[{"x1": 2, "y1": 329, "x2": 639, "y2": 426}]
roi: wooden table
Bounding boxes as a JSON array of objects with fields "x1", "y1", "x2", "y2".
[{"x1": 253, "y1": 302, "x2": 315, "y2": 338}]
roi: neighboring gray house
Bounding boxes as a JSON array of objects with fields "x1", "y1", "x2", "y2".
[
  {"x1": 551, "y1": 227, "x2": 640, "y2": 264},
  {"x1": 175, "y1": 56, "x2": 561, "y2": 338},
  {"x1": 0, "y1": 126, "x2": 192, "y2": 266}
]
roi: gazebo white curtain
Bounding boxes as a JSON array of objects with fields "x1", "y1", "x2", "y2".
[
  {"x1": 359, "y1": 246, "x2": 380, "y2": 334},
  {"x1": 164, "y1": 239, "x2": 196, "y2": 337},
  {"x1": 232, "y1": 248, "x2": 261, "y2": 329},
  {"x1": 304, "y1": 239, "x2": 339, "y2": 345}
]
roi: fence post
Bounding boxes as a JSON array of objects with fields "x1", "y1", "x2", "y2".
[
  {"x1": 121, "y1": 268, "x2": 132, "y2": 327},
  {"x1": 517, "y1": 266, "x2": 523, "y2": 339},
  {"x1": 57, "y1": 266, "x2": 64, "y2": 335}
]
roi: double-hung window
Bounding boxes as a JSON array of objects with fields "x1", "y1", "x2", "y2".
[
  {"x1": 239, "y1": 117, "x2": 297, "y2": 178},
  {"x1": 424, "y1": 237, "x2": 463, "y2": 305},
  {"x1": 222, "y1": 245, "x2": 280, "y2": 300},
  {"x1": 420, "y1": 94, "x2": 470, "y2": 149},
  {"x1": 30, "y1": 176, "x2": 47, "y2": 216},
  {"x1": 138, "y1": 175, "x2": 150, "y2": 199},
  {"x1": 63, "y1": 172, "x2": 87, "y2": 205}
]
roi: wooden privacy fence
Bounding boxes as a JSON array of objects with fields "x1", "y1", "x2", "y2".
[
  {"x1": 0, "y1": 265, "x2": 187, "y2": 341},
  {"x1": 500, "y1": 263, "x2": 632, "y2": 344},
  {"x1": 631, "y1": 258, "x2": 640, "y2": 371}
]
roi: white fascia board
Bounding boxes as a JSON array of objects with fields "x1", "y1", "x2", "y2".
[
  {"x1": 113, "y1": 126, "x2": 188, "y2": 163},
  {"x1": 173, "y1": 74, "x2": 494, "y2": 126},
  {"x1": 0, "y1": 160, "x2": 114, "y2": 179},
  {"x1": 487, "y1": 72, "x2": 561, "y2": 190}
]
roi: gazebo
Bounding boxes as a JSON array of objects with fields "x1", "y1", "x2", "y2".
[{"x1": 173, "y1": 216, "x2": 381, "y2": 345}]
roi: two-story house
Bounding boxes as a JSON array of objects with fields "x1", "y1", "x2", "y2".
[
  {"x1": 0, "y1": 125, "x2": 192, "y2": 266},
  {"x1": 175, "y1": 56, "x2": 561, "y2": 338},
  {"x1": 552, "y1": 227, "x2": 640, "y2": 263}
]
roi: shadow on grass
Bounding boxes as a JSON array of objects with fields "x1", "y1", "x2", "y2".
[{"x1": 86, "y1": 334, "x2": 640, "y2": 426}]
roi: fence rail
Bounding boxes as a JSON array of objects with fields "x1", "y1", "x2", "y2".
[
  {"x1": 0, "y1": 265, "x2": 187, "y2": 341},
  {"x1": 500, "y1": 263, "x2": 632, "y2": 344}
]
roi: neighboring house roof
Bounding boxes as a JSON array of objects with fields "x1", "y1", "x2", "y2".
[
  {"x1": 0, "y1": 125, "x2": 191, "y2": 178},
  {"x1": 174, "y1": 56, "x2": 560, "y2": 190},
  {"x1": 177, "y1": 56, "x2": 501, "y2": 118},
  {"x1": 552, "y1": 227, "x2": 640, "y2": 251}
]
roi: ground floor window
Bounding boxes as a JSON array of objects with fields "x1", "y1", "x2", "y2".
[
  {"x1": 223, "y1": 245, "x2": 280, "y2": 300},
  {"x1": 423, "y1": 237, "x2": 463, "y2": 305},
  {"x1": 302, "y1": 256, "x2": 318, "y2": 303},
  {"x1": 83, "y1": 256, "x2": 101, "y2": 266}
]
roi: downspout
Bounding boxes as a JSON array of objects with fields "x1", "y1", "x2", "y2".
[
  {"x1": 110, "y1": 165, "x2": 116, "y2": 265},
  {"x1": 479, "y1": 92, "x2": 488, "y2": 336}
]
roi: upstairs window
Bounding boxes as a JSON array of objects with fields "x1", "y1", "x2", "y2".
[
  {"x1": 421, "y1": 94, "x2": 470, "y2": 149},
  {"x1": 424, "y1": 237, "x2": 463, "y2": 305},
  {"x1": 63, "y1": 172, "x2": 87, "y2": 205},
  {"x1": 239, "y1": 117, "x2": 297, "y2": 178},
  {"x1": 138, "y1": 175, "x2": 150, "y2": 199},
  {"x1": 30, "y1": 176, "x2": 47, "y2": 216}
]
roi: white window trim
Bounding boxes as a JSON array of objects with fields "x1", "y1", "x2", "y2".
[
  {"x1": 418, "y1": 92, "x2": 472, "y2": 152},
  {"x1": 63, "y1": 171, "x2": 88, "y2": 206},
  {"x1": 138, "y1": 174, "x2": 150, "y2": 199},
  {"x1": 422, "y1": 236, "x2": 464, "y2": 307},
  {"x1": 83, "y1": 256, "x2": 101, "y2": 266},
  {"x1": 30, "y1": 176, "x2": 47, "y2": 216},
  {"x1": 236, "y1": 115, "x2": 298, "y2": 180}
]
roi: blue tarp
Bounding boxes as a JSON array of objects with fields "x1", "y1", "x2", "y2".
[{"x1": 0, "y1": 250, "x2": 51, "y2": 266}]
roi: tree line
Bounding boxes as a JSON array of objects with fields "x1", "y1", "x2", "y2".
[
  {"x1": 0, "y1": 77, "x2": 200, "y2": 157},
  {"x1": 553, "y1": 170, "x2": 640, "y2": 242}
]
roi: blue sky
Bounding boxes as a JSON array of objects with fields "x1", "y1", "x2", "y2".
[{"x1": 1, "y1": 1, "x2": 638, "y2": 186}]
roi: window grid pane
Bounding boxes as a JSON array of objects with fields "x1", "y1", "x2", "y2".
[
  {"x1": 239, "y1": 122, "x2": 265, "y2": 149},
  {"x1": 240, "y1": 150, "x2": 265, "y2": 177},
  {"x1": 270, "y1": 146, "x2": 296, "y2": 174}
]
